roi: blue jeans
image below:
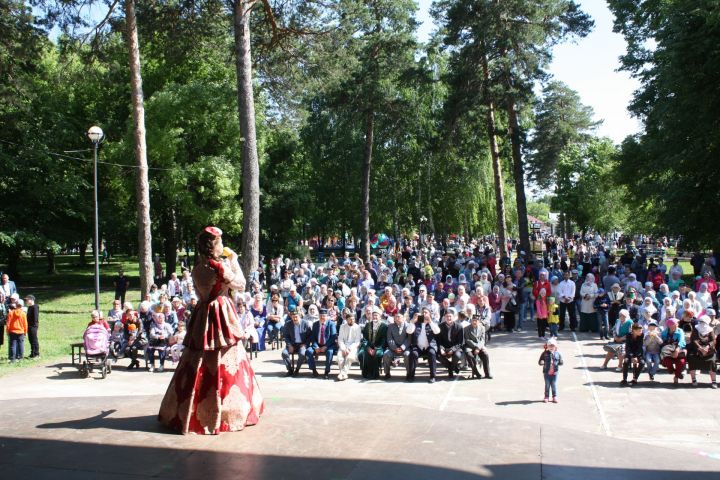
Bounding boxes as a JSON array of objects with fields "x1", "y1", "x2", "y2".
[
  {"x1": 544, "y1": 373, "x2": 558, "y2": 398},
  {"x1": 549, "y1": 323, "x2": 558, "y2": 337},
  {"x1": 517, "y1": 302, "x2": 527, "y2": 330},
  {"x1": 8, "y1": 333, "x2": 24, "y2": 360},
  {"x1": 146, "y1": 345, "x2": 167, "y2": 367},
  {"x1": 645, "y1": 352, "x2": 661, "y2": 376},
  {"x1": 266, "y1": 321, "x2": 281, "y2": 343},
  {"x1": 306, "y1": 346, "x2": 335, "y2": 374},
  {"x1": 527, "y1": 301, "x2": 536, "y2": 322},
  {"x1": 598, "y1": 311, "x2": 609, "y2": 337}
]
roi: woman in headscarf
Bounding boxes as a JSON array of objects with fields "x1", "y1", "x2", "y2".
[
  {"x1": 638, "y1": 297, "x2": 658, "y2": 323},
  {"x1": 659, "y1": 300, "x2": 675, "y2": 329},
  {"x1": 697, "y1": 283, "x2": 712, "y2": 313},
  {"x1": 686, "y1": 291, "x2": 703, "y2": 316},
  {"x1": 660, "y1": 318, "x2": 687, "y2": 385},
  {"x1": 687, "y1": 315, "x2": 717, "y2": 388},
  {"x1": 602, "y1": 309, "x2": 632, "y2": 371},
  {"x1": 656, "y1": 283, "x2": 670, "y2": 304},
  {"x1": 500, "y1": 277, "x2": 518, "y2": 333},
  {"x1": 579, "y1": 273, "x2": 598, "y2": 332},
  {"x1": 488, "y1": 285, "x2": 503, "y2": 331},
  {"x1": 305, "y1": 304, "x2": 320, "y2": 325}
]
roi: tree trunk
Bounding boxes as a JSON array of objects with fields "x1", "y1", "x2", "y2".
[
  {"x1": 46, "y1": 249, "x2": 56, "y2": 275},
  {"x1": 481, "y1": 51, "x2": 508, "y2": 256},
  {"x1": 426, "y1": 156, "x2": 436, "y2": 237},
  {"x1": 125, "y1": 0, "x2": 153, "y2": 299},
  {"x1": 507, "y1": 98, "x2": 530, "y2": 255},
  {"x1": 79, "y1": 241, "x2": 87, "y2": 265},
  {"x1": 361, "y1": 109, "x2": 374, "y2": 262},
  {"x1": 233, "y1": 0, "x2": 261, "y2": 280}
]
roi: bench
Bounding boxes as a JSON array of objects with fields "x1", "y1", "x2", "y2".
[{"x1": 71, "y1": 342, "x2": 85, "y2": 365}]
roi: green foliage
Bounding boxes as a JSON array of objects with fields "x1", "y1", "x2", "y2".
[
  {"x1": 552, "y1": 138, "x2": 629, "y2": 235},
  {"x1": 609, "y1": 0, "x2": 720, "y2": 249},
  {"x1": 527, "y1": 80, "x2": 599, "y2": 187},
  {"x1": 527, "y1": 201, "x2": 551, "y2": 223}
]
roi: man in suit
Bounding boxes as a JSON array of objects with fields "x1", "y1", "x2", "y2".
[
  {"x1": 281, "y1": 308, "x2": 312, "y2": 377},
  {"x1": 1, "y1": 274, "x2": 17, "y2": 304},
  {"x1": 464, "y1": 313, "x2": 492, "y2": 379},
  {"x1": 407, "y1": 305, "x2": 441, "y2": 383},
  {"x1": 306, "y1": 308, "x2": 337, "y2": 379},
  {"x1": 382, "y1": 311, "x2": 411, "y2": 379},
  {"x1": 358, "y1": 306, "x2": 387, "y2": 379},
  {"x1": 437, "y1": 308, "x2": 465, "y2": 378},
  {"x1": 24, "y1": 295, "x2": 40, "y2": 358}
]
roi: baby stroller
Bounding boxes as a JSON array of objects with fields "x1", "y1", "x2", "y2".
[{"x1": 79, "y1": 323, "x2": 113, "y2": 379}]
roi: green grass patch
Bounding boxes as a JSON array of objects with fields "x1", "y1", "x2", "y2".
[{"x1": 0, "y1": 255, "x2": 143, "y2": 377}]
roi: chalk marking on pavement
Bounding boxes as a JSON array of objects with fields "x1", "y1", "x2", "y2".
[
  {"x1": 439, "y1": 375, "x2": 460, "y2": 411},
  {"x1": 572, "y1": 332, "x2": 612, "y2": 437}
]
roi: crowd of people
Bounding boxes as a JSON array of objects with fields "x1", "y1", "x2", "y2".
[
  {"x1": 4, "y1": 233, "x2": 720, "y2": 397},
  {"x1": 0, "y1": 273, "x2": 40, "y2": 363}
]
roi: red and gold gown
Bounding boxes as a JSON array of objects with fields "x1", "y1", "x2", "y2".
[{"x1": 158, "y1": 256, "x2": 264, "y2": 434}]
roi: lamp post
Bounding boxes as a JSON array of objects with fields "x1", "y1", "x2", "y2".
[
  {"x1": 87, "y1": 126, "x2": 104, "y2": 310},
  {"x1": 420, "y1": 215, "x2": 427, "y2": 244}
]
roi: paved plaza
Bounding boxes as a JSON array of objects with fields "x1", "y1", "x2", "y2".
[{"x1": 1, "y1": 328, "x2": 719, "y2": 479}]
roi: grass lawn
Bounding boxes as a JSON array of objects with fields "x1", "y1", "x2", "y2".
[{"x1": 0, "y1": 255, "x2": 143, "y2": 378}]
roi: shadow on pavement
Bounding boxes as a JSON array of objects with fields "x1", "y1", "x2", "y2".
[
  {"x1": 36, "y1": 410, "x2": 167, "y2": 434},
  {"x1": 495, "y1": 399, "x2": 545, "y2": 406},
  {"x1": 0, "y1": 435, "x2": 718, "y2": 480}
]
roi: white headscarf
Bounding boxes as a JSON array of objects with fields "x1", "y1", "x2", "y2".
[{"x1": 696, "y1": 315, "x2": 713, "y2": 336}]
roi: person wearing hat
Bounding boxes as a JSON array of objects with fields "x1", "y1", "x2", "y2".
[
  {"x1": 358, "y1": 306, "x2": 387, "y2": 379},
  {"x1": 382, "y1": 311, "x2": 411, "y2": 380},
  {"x1": 643, "y1": 320, "x2": 663, "y2": 380},
  {"x1": 407, "y1": 306, "x2": 441, "y2": 383},
  {"x1": 437, "y1": 309, "x2": 465, "y2": 378},
  {"x1": 306, "y1": 308, "x2": 337, "y2": 379},
  {"x1": 687, "y1": 315, "x2": 717, "y2": 388},
  {"x1": 24, "y1": 294, "x2": 40, "y2": 358},
  {"x1": 464, "y1": 313, "x2": 491, "y2": 379},
  {"x1": 6, "y1": 294, "x2": 27, "y2": 363}
]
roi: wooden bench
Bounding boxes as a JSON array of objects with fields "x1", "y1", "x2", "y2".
[{"x1": 71, "y1": 342, "x2": 85, "y2": 365}]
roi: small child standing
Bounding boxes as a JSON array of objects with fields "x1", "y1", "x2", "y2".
[
  {"x1": 539, "y1": 337, "x2": 563, "y2": 403},
  {"x1": 535, "y1": 288, "x2": 549, "y2": 338},
  {"x1": 547, "y1": 297, "x2": 559, "y2": 338},
  {"x1": 643, "y1": 320, "x2": 663, "y2": 381}
]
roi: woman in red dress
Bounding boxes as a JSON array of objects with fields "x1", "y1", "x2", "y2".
[{"x1": 158, "y1": 226, "x2": 264, "y2": 434}]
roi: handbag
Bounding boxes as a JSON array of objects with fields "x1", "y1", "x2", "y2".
[{"x1": 660, "y1": 344, "x2": 676, "y2": 358}]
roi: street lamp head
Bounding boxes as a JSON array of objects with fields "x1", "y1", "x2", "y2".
[{"x1": 87, "y1": 126, "x2": 104, "y2": 143}]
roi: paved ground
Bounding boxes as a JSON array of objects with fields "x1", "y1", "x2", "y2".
[{"x1": 1, "y1": 324, "x2": 719, "y2": 479}]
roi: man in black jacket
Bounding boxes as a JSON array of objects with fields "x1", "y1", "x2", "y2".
[
  {"x1": 25, "y1": 295, "x2": 40, "y2": 358},
  {"x1": 437, "y1": 309, "x2": 465, "y2": 379}
]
